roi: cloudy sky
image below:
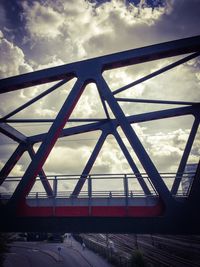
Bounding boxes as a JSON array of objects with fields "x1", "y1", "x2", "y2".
[{"x1": 0, "y1": 0, "x2": 200, "y2": 193}]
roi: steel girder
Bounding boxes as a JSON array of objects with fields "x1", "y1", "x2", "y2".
[{"x1": 0, "y1": 36, "x2": 200, "y2": 233}]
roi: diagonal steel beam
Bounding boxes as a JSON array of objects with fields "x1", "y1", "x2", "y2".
[
  {"x1": 113, "y1": 129, "x2": 151, "y2": 195},
  {"x1": 27, "y1": 146, "x2": 53, "y2": 197},
  {"x1": 0, "y1": 143, "x2": 26, "y2": 186},
  {"x1": 113, "y1": 52, "x2": 200, "y2": 95},
  {"x1": 2, "y1": 79, "x2": 69, "y2": 120},
  {"x1": 96, "y1": 76, "x2": 174, "y2": 207},
  {"x1": 171, "y1": 118, "x2": 200, "y2": 195},
  {"x1": 0, "y1": 35, "x2": 200, "y2": 93},
  {"x1": 0, "y1": 123, "x2": 27, "y2": 143},
  {"x1": 9, "y1": 78, "x2": 86, "y2": 205},
  {"x1": 71, "y1": 130, "x2": 108, "y2": 197}
]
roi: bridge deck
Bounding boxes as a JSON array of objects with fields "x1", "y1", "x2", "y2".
[{"x1": 22, "y1": 195, "x2": 163, "y2": 217}]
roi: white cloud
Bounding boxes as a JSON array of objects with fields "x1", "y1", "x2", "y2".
[
  {"x1": 44, "y1": 145, "x2": 91, "y2": 174},
  {"x1": 144, "y1": 127, "x2": 196, "y2": 172},
  {"x1": 0, "y1": 36, "x2": 32, "y2": 78},
  {"x1": 19, "y1": 0, "x2": 170, "y2": 63},
  {"x1": 0, "y1": 30, "x2": 3, "y2": 38},
  {"x1": 22, "y1": 1, "x2": 65, "y2": 39}
]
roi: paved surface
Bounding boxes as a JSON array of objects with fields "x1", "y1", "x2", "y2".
[{"x1": 4, "y1": 238, "x2": 113, "y2": 267}]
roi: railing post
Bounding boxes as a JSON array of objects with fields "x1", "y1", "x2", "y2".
[
  {"x1": 36, "y1": 192, "x2": 39, "y2": 207},
  {"x1": 53, "y1": 176, "x2": 57, "y2": 198},
  {"x1": 88, "y1": 175, "x2": 92, "y2": 198},
  {"x1": 123, "y1": 174, "x2": 129, "y2": 197},
  {"x1": 52, "y1": 176, "x2": 57, "y2": 216},
  {"x1": 88, "y1": 175, "x2": 92, "y2": 216},
  {"x1": 124, "y1": 174, "x2": 129, "y2": 208}
]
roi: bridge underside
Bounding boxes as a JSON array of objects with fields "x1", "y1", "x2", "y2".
[
  {"x1": 0, "y1": 194, "x2": 199, "y2": 233},
  {"x1": 0, "y1": 212, "x2": 199, "y2": 234}
]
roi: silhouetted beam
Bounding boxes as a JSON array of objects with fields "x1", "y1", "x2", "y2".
[
  {"x1": 171, "y1": 118, "x2": 200, "y2": 195},
  {"x1": 71, "y1": 131, "x2": 107, "y2": 197},
  {"x1": 102, "y1": 35, "x2": 200, "y2": 70},
  {"x1": 0, "y1": 123, "x2": 27, "y2": 143},
  {"x1": 113, "y1": 130, "x2": 151, "y2": 195},
  {"x1": 113, "y1": 51, "x2": 200, "y2": 95},
  {"x1": 27, "y1": 146, "x2": 53, "y2": 197},
  {"x1": 9, "y1": 79, "x2": 86, "y2": 204},
  {"x1": 116, "y1": 98, "x2": 199, "y2": 105},
  {"x1": 29, "y1": 105, "x2": 199, "y2": 144},
  {"x1": 29, "y1": 121, "x2": 106, "y2": 143},
  {"x1": 97, "y1": 75, "x2": 174, "y2": 207},
  {"x1": 2, "y1": 79, "x2": 69, "y2": 120},
  {"x1": 0, "y1": 35, "x2": 200, "y2": 93},
  {"x1": 2, "y1": 118, "x2": 108, "y2": 123},
  {"x1": 0, "y1": 144, "x2": 26, "y2": 186}
]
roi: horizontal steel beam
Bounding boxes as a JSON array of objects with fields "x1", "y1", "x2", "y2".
[
  {"x1": 116, "y1": 98, "x2": 199, "y2": 105},
  {"x1": 0, "y1": 35, "x2": 200, "y2": 93},
  {"x1": 1, "y1": 118, "x2": 108, "y2": 123},
  {"x1": 29, "y1": 105, "x2": 198, "y2": 144}
]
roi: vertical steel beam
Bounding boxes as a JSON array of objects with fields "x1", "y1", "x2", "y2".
[
  {"x1": 96, "y1": 76, "x2": 174, "y2": 207},
  {"x1": 0, "y1": 144, "x2": 25, "y2": 185},
  {"x1": 71, "y1": 131, "x2": 107, "y2": 197},
  {"x1": 113, "y1": 129, "x2": 151, "y2": 195},
  {"x1": 9, "y1": 78, "x2": 85, "y2": 204},
  {"x1": 27, "y1": 146, "x2": 53, "y2": 197},
  {"x1": 171, "y1": 118, "x2": 199, "y2": 195}
]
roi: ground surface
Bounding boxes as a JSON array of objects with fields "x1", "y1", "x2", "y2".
[{"x1": 3, "y1": 237, "x2": 113, "y2": 267}]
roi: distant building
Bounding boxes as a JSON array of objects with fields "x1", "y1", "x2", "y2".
[{"x1": 182, "y1": 163, "x2": 198, "y2": 195}]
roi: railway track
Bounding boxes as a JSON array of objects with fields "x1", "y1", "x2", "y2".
[{"x1": 82, "y1": 233, "x2": 200, "y2": 266}]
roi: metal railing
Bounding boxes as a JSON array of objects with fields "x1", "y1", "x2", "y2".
[{"x1": 0, "y1": 172, "x2": 195, "y2": 200}]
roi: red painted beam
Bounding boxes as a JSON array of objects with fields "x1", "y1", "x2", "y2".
[{"x1": 17, "y1": 202, "x2": 164, "y2": 217}]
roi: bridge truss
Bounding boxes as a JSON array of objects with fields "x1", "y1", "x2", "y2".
[{"x1": 0, "y1": 36, "x2": 200, "y2": 233}]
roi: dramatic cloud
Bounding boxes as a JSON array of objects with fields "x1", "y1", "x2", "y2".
[
  {"x1": 0, "y1": 30, "x2": 32, "y2": 78},
  {"x1": 21, "y1": 1, "x2": 65, "y2": 39},
  {"x1": 0, "y1": 0, "x2": 200, "y2": 193}
]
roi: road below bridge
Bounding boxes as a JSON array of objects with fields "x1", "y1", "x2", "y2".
[{"x1": 4, "y1": 238, "x2": 113, "y2": 267}]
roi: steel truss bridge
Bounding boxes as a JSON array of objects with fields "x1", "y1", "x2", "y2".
[{"x1": 0, "y1": 36, "x2": 200, "y2": 233}]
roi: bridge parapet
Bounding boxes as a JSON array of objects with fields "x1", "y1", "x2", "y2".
[{"x1": 0, "y1": 172, "x2": 193, "y2": 201}]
